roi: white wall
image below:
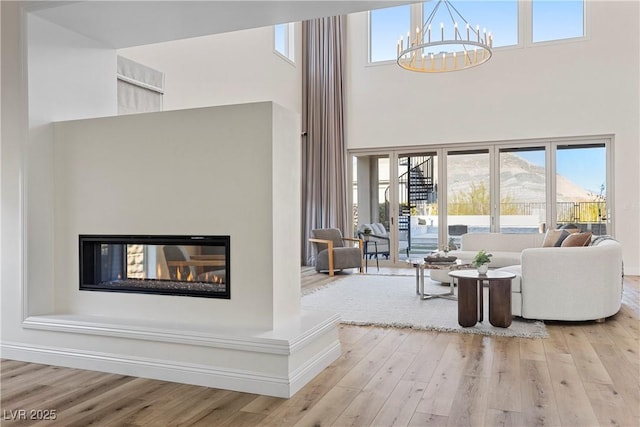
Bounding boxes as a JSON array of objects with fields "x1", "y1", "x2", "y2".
[
  {"x1": 346, "y1": 1, "x2": 640, "y2": 274},
  {"x1": 26, "y1": 14, "x2": 118, "y2": 316},
  {"x1": 272, "y1": 103, "x2": 303, "y2": 327},
  {"x1": 2, "y1": 5, "x2": 118, "y2": 339},
  {"x1": 2, "y1": 4, "x2": 335, "y2": 396},
  {"x1": 1, "y1": 1, "x2": 27, "y2": 342},
  {"x1": 53, "y1": 103, "x2": 300, "y2": 329},
  {"x1": 118, "y1": 24, "x2": 302, "y2": 115}
]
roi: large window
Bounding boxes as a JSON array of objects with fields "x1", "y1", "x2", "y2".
[
  {"x1": 369, "y1": 0, "x2": 585, "y2": 63},
  {"x1": 369, "y1": 4, "x2": 410, "y2": 62},
  {"x1": 274, "y1": 23, "x2": 295, "y2": 62},
  {"x1": 447, "y1": 150, "x2": 491, "y2": 247},
  {"x1": 499, "y1": 147, "x2": 546, "y2": 233},
  {"x1": 423, "y1": 1, "x2": 518, "y2": 49},
  {"x1": 533, "y1": 0, "x2": 584, "y2": 43},
  {"x1": 555, "y1": 144, "x2": 607, "y2": 233},
  {"x1": 349, "y1": 137, "x2": 611, "y2": 266}
]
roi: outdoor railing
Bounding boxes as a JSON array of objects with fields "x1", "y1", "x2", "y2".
[
  {"x1": 445, "y1": 201, "x2": 607, "y2": 223},
  {"x1": 353, "y1": 200, "x2": 608, "y2": 236}
]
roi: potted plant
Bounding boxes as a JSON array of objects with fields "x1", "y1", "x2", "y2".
[
  {"x1": 362, "y1": 227, "x2": 372, "y2": 241},
  {"x1": 471, "y1": 249, "x2": 492, "y2": 274}
]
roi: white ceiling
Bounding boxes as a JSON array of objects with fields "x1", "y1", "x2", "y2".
[{"x1": 29, "y1": 1, "x2": 412, "y2": 49}]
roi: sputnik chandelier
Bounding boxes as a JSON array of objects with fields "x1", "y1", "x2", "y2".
[{"x1": 397, "y1": 0, "x2": 493, "y2": 73}]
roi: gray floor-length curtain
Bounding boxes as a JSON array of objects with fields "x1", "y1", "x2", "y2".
[{"x1": 301, "y1": 16, "x2": 350, "y2": 266}]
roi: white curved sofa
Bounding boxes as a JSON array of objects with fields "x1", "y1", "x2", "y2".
[
  {"x1": 451, "y1": 233, "x2": 623, "y2": 321},
  {"x1": 450, "y1": 232, "x2": 544, "y2": 267}
]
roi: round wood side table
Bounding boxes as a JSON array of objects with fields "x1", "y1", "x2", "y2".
[{"x1": 448, "y1": 270, "x2": 516, "y2": 328}]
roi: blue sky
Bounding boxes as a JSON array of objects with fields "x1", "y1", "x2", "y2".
[
  {"x1": 371, "y1": 1, "x2": 584, "y2": 60},
  {"x1": 518, "y1": 147, "x2": 606, "y2": 194}
]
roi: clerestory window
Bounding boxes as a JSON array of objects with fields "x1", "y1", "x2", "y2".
[
  {"x1": 274, "y1": 22, "x2": 295, "y2": 63},
  {"x1": 368, "y1": 0, "x2": 586, "y2": 64},
  {"x1": 532, "y1": 0, "x2": 585, "y2": 43}
]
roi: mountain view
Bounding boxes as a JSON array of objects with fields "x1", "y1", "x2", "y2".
[{"x1": 447, "y1": 153, "x2": 593, "y2": 202}]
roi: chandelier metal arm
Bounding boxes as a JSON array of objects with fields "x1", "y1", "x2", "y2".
[{"x1": 423, "y1": 0, "x2": 443, "y2": 31}]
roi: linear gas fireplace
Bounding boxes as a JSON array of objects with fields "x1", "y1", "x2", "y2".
[{"x1": 80, "y1": 235, "x2": 230, "y2": 299}]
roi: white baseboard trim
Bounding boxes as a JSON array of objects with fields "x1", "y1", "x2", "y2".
[
  {"x1": 289, "y1": 339, "x2": 342, "y2": 396},
  {"x1": 21, "y1": 312, "x2": 341, "y2": 357},
  {"x1": 22, "y1": 315, "x2": 291, "y2": 354},
  {"x1": 624, "y1": 267, "x2": 639, "y2": 276},
  {"x1": 1, "y1": 336, "x2": 341, "y2": 398}
]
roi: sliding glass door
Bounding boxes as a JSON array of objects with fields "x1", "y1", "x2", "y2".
[
  {"x1": 397, "y1": 152, "x2": 439, "y2": 260},
  {"x1": 555, "y1": 143, "x2": 608, "y2": 234},
  {"x1": 353, "y1": 154, "x2": 390, "y2": 230},
  {"x1": 446, "y1": 149, "x2": 491, "y2": 248},
  {"x1": 349, "y1": 137, "x2": 612, "y2": 269},
  {"x1": 352, "y1": 154, "x2": 392, "y2": 264},
  {"x1": 499, "y1": 147, "x2": 547, "y2": 233}
]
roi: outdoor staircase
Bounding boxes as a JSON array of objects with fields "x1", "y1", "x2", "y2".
[{"x1": 385, "y1": 155, "x2": 437, "y2": 256}]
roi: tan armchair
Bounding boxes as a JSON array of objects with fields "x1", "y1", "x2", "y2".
[{"x1": 309, "y1": 228, "x2": 363, "y2": 276}]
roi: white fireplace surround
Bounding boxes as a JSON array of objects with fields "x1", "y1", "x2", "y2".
[{"x1": 3, "y1": 101, "x2": 341, "y2": 398}]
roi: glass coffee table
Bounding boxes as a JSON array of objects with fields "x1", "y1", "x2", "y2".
[{"x1": 407, "y1": 259, "x2": 472, "y2": 300}]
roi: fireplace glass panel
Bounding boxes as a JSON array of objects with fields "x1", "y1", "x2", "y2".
[{"x1": 80, "y1": 235, "x2": 230, "y2": 299}]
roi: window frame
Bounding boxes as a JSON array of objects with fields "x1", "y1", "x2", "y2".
[
  {"x1": 348, "y1": 134, "x2": 614, "y2": 265},
  {"x1": 367, "y1": 0, "x2": 588, "y2": 65},
  {"x1": 367, "y1": 2, "x2": 416, "y2": 65},
  {"x1": 274, "y1": 22, "x2": 296, "y2": 64},
  {"x1": 528, "y1": 0, "x2": 589, "y2": 47}
]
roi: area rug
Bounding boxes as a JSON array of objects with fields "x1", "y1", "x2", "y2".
[{"x1": 302, "y1": 274, "x2": 547, "y2": 338}]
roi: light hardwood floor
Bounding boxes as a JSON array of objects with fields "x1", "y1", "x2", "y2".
[{"x1": 2, "y1": 270, "x2": 638, "y2": 427}]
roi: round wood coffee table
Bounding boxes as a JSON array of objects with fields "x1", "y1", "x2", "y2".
[{"x1": 448, "y1": 270, "x2": 515, "y2": 328}]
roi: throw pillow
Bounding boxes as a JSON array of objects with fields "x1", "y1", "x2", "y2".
[
  {"x1": 561, "y1": 231, "x2": 593, "y2": 247},
  {"x1": 553, "y1": 230, "x2": 571, "y2": 247},
  {"x1": 542, "y1": 229, "x2": 565, "y2": 247}
]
